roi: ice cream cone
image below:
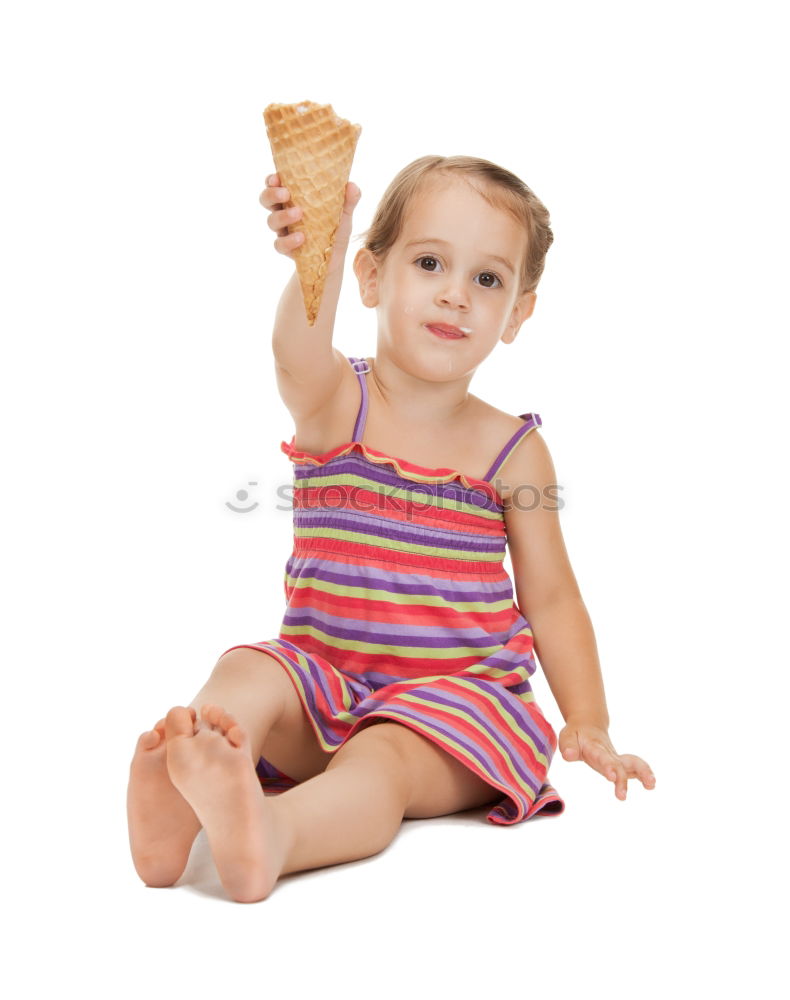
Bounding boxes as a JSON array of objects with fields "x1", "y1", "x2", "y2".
[{"x1": 264, "y1": 101, "x2": 361, "y2": 326}]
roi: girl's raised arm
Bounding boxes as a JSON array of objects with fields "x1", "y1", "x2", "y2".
[{"x1": 260, "y1": 174, "x2": 361, "y2": 423}]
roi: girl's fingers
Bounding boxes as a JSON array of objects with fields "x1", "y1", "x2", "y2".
[
  {"x1": 260, "y1": 189, "x2": 292, "y2": 212},
  {"x1": 267, "y1": 204, "x2": 303, "y2": 234},
  {"x1": 564, "y1": 728, "x2": 657, "y2": 797},
  {"x1": 619, "y1": 753, "x2": 657, "y2": 789},
  {"x1": 583, "y1": 742, "x2": 628, "y2": 799},
  {"x1": 260, "y1": 172, "x2": 304, "y2": 252},
  {"x1": 597, "y1": 749, "x2": 656, "y2": 798},
  {"x1": 259, "y1": 182, "x2": 291, "y2": 210},
  {"x1": 611, "y1": 759, "x2": 629, "y2": 800},
  {"x1": 274, "y1": 231, "x2": 305, "y2": 255}
]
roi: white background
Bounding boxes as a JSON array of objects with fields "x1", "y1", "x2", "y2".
[{"x1": 2, "y1": 0, "x2": 786, "y2": 996}]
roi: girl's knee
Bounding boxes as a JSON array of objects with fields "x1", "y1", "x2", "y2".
[
  {"x1": 202, "y1": 647, "x2": 293, "y2": 711},
  {"x1": 211, "y1": 647, "x2": 282, "y2": 681},
  {"x1": 327, "y1": 722, "x2": 412, "y2": 798}
]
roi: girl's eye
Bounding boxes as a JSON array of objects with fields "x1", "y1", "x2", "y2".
[
  {"x1": 415, "y1": 257, "x2": 501, "y2": 287},
  {"x1": 476, "y1": 272, "x2": 502, "y2": 289}
]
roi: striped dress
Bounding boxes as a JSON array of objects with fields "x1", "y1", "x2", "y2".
[{"x1": 222, "y1": 356, "x2": 564, "y2": 824}]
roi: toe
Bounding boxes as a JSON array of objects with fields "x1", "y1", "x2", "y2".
[
  {"x1": 137, "y1": 729, "x2": 162, "y2": 751},
  {"x1": 165, "y1": 706, "x2": 197, "y2": 740},
  {"x1": 218, "y1": 710, "x2": 237, "y2": 734},
  {"x1": 215, "y1": 709, "x2": 243, "y2": 745},
  {"x1": 226, "y1": 724, "x2": 245, "y2": 749},
  {"x1": 201, "y1": 704, "x2": 223, "y2": 728}
]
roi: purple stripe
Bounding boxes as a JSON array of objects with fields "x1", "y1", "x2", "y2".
[
  {"x1": 283, "y1": 605, "x2": 517, "y2": 642},
  {"x1": 281, "y1": 611, "x2": 509, "y2": 649},
  {"x1": 349, "y1": 668, "x2": 425, "y2": 688},
  {"x1": 483, "y1": 413, "x2": 542, "y2": 481},
  {"x1": 479, "y1": 651, "x2": 537, "y2": 679},
  {"x1": 349, "y1": 356, "x2": 369, "y2": 442},
  {"x1": 283, "y1": 608, "x2": 523, "y2": 649},
  {"x1": 285, "y1": 558, "x2": 514, "y2": 604}
]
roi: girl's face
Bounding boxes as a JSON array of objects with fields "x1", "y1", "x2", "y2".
[{"x1": 355, "y1": 175, "x2": 536, "y2": 379}]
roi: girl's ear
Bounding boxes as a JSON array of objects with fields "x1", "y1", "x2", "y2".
[
  {"x1": 353, "y1": 248, "x2": 380, "y2": 308},
  {"x1": 502, "y1": 291, "x2": 537, "y2": 344}
]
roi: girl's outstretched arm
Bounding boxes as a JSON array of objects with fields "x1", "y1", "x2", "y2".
[
  {"x1": 502, "y1": 430, "x2": 656, "y2": 799},
  {"x1": 260, "y1": 173, "x2": 361, "y2": 423}
]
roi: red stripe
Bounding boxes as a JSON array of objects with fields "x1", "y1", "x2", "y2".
[
  {"x1": 286, "y1": 587, "x2": 521, "y2": 629},
  {"x1": 288, "y1": 545, "x2": 511, "y2": 584}
]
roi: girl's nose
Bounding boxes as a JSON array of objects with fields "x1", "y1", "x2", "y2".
[{"x1": 436, "y1": 274, "x2": 470, "y2": 310}]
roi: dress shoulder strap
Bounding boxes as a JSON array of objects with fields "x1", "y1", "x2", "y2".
[
  {"x1": 348, "y1": 356, "x2": 371, "y2": 443},
  {"x1": 483, "y1": 413, "x2": 542, "y2": 481}
]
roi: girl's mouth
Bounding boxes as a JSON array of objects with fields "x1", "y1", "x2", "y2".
[{"x1": 426, "y1": 324, "x2": 468, "y2": 340}]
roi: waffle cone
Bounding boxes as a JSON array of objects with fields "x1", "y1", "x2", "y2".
[{"x1": 264, "y1": 101, "x2": 361, "y2": 326}]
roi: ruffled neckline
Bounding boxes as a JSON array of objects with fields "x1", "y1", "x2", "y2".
[{"x1": 281, "y1": 437, "x2": 504, "y2": 506}]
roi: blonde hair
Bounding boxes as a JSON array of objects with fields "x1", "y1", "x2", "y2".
[{"x1": 360, "y1": 155, "x2": 554, "y2": 295}]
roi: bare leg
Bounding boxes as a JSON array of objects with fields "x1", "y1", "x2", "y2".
[
  {"x1": 273, "y1": 725, "x2": 411, "y2": 876},
  {"x1": 165, "y1": 710, "x2": 411, "y2": 903},
  {"x1": 127, "y1": 647, "x2": 326, "y2": 888}
]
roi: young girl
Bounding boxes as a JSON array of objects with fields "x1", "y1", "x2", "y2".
[{"x1": 127, "y1": 155, "x2": 656, "y2": 904}]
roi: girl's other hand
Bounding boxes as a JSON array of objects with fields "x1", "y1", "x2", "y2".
[
  {"x1": 260, "y1": 172, "x2": 305, "y2": 258},
  {"x1": 558, "y1": 722, "x2": 656, "y2": 801}
]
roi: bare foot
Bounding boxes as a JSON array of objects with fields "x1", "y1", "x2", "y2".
[
  {"x1": 164, "y1": 704, "x2": 291, "y2": 903},
  {"x1": 127, "y1": 709, "x2": 203, "y2": 887}
]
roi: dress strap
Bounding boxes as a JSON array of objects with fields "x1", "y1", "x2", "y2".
[
  {"x1": 348, "y1": 356, "x2": 371, "y2": 443},
  {"x1": 483, "y1": 413, "x2": 542, "y2": 481}
]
